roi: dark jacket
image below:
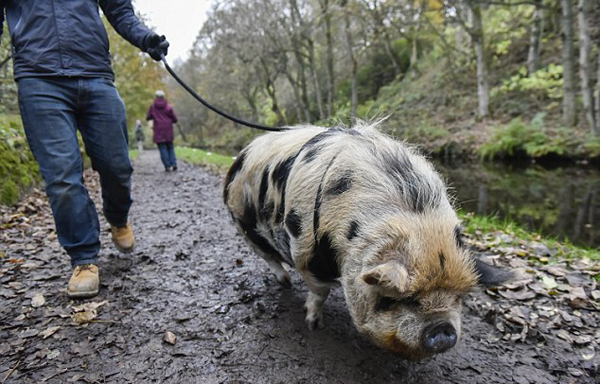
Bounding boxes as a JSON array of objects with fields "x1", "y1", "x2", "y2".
[
  {"x1": 134, "y1": 122, "x2": 145, "y2": 142},
  {"x1": 147, "y1": 98, "x2": 178, "y2": 143},
  {"x1": 0, "y1": 0, "x2": 154, "y2": 80}
]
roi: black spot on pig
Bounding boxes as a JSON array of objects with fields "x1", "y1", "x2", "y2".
[
  {"x1": 381, "y1": 149, "x2": 442, "y2": 213},
  {"x1": 273, "y1": 229, "x2": 293, "y2": 265},
  {"x1": 439, "y1": 253, "x2": 446, "y2": 274},
  {"x1": 454, "y1": 226, "x2": 465, "y2": 249},
  {"x1": 313, "y1": 153, "x2": 340, "y2": 237},
  {"x1": 272, "y1": 154, "x2": 299, "y2": 224},
  {"x1": 301, "y1": 145, "x2": 322, "y2": 163},
  {"x1": 313, "y1": 183, "x2": 324, "y2": 238},
  {"x1": 224, "y1": 150, "x2": 246, "y2": 203},
  {"x1": 326, "y1": 171, "x2": 353, "y2": 195},
  {"x1": 285, "y1": 209, "x2": 302, "y2": 238},
  {"x1": 239, "y1": 199, "x2": 283, "y2": 263},
  {"x1": 308, "y1": 232, "x2": 340, "y2": 282},
  {"x1": 299, "y1": 128, "x2": 347, "y2": 163},
  {"x1": 258, "y1": 168, "x2": 270, "y2": 221},
  {"x1": 347, "y1": 221, "x2": 360, "y2": 240}
]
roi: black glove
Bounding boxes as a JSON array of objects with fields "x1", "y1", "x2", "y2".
[{"x1": 146, "y1": 34, "x2": 169, "y2": 61}]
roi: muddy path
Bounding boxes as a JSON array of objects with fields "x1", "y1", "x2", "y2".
[{"x1": 1, "y1": 150, "x2": 598, "y2": 383}]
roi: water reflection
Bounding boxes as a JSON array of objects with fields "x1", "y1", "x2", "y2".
[{"x1": 433, "y1": 161, "x2": 600, "y2": 248}]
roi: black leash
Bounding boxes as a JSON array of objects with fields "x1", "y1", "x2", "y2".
[{"x1": 160, "y1": 54, "x2": 286, "y2": 132}]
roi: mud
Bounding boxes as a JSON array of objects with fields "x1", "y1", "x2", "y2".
[{"x1": 0, "y1": 150, "x2": 598, "y2": 383}]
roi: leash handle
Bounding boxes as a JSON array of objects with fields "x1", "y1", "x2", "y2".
[{"x1": 160, "y1": 54, "x2": 285, "y2": 132}]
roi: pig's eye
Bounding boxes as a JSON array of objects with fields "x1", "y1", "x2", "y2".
[
  {"x1": 375, "y1": 296, "x2": 398, "y2": 311},
  {"x1": 401, "y1": 294, "x2": 420, "y2": 308},
  {"x1": 375, "y1": 295, "x2": 419, "y2": 312}
]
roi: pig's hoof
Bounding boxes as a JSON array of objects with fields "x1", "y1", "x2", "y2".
[{"x1": 305, "y1": 313, "x2": 324, "y2": 330}]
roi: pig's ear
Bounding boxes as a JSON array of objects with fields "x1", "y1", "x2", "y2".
[
  {"x1": 474, "y1": 258, "x2": 513, "y2": 287},
  {"x1": 361, "y1": 261, "x2": 409, "y2": 293}
]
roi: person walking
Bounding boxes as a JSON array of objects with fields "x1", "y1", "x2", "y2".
[
  {"x1": 146, "y1": 91, "x2": 179, "y2": 172},
  {"x1": 0, "y1": 0, "x2": 170, "y2": 299},
  {"x1": 135, "y1": 119, "x2": 145, "y2": 153}
]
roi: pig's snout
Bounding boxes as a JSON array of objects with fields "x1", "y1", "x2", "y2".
[{"x1": 422, "y1": 322, "x2": 457, "y2": 353}]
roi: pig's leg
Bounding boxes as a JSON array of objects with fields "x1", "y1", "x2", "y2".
[
  {"x1": 303, "y1": 278, "x2": 332, "y2": 330},
  {"x1": 255, "y1": 249, "x2": 292, "y2": 288}
]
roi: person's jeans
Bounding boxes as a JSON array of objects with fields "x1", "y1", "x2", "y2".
[
  {"x1": 157, "y1": 142, "x2": 177, "y2": 169},
  {"x1": 17, "y1": 77, "x2": 133, "y2": 266}
]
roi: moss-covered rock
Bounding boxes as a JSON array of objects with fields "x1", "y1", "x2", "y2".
[{"x1": 0, "y1": 116, "x2": 41, "y2": 205}]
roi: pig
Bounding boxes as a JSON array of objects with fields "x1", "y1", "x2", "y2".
[{"x1": 223, "y1": 123, "x2": 509, "y2": 361}]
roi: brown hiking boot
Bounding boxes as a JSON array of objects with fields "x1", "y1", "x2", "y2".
[
  {"x1": 111, "y1": 223, "x2": 135, "y2": 253},
  {"x1": 67, "y1": 264, "x2": 99, "y2": 299}
]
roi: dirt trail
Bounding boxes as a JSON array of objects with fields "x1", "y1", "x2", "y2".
[{"x1": 0, "y1": 149, "x2": 598, "y2": 383}]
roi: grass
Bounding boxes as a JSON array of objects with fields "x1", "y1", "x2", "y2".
[
  {"x1": 175, "y1": 147, "x2": 235, "y2": 171},
  {"x1": 460, "y1": 211, "x2": 600, "y2": 264},
  {"x1": 129, "y1": 150, "x2": 140, "y2": 162}
]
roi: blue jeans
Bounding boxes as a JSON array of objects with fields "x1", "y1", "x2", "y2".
[
  {"x1": 157, "y1": 142, "x2": 177, "y2": 169},
  {"x1": 17, "y1": 77, "x2": 133, "y2": 267}
]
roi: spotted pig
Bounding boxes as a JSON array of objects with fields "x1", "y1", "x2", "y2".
[{"x1": 223, "y1": 123, "x2": 509, "y2": 361}]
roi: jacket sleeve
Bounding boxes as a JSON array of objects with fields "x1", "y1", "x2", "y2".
[
  {"x1": 99, "y1": 0, "x2": 154, "y2": 51},
  {"x1": 170, "y1": 107, "x2": 179, "y2": 124},
  {"x1": 146, "y1": 106, "x2": 154, "y2": 121},
  {"x1": 0, "y1": 0, "x2": 5, "y2": 38}
]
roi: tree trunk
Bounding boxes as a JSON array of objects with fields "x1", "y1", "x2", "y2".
[
  {"x1": 319, "y1": 0, "x2": 335, "y2": 117},
  {"x1": 367, "y1": 0, "x2": 399, "y2": 77},
  {"x1": 578, "y1": 0, "x2": 596, "y2": 133},
  {"x1": 342, "y1": 1, "x2": 358, "y2": 119},
  {"x1": 596, "y1": 53, "x2": 600, "y2": 134},
  {"x1": 259, "y1": 58, "x2": 286, "y2": 125},
  {"x1": 561, "y1": 0, "x2": 577, "y2": 127},
  {"x1": 289, "y1": 0, "x2": 312, "y2": 123},
  {"x1": 410, "y1": 37, "x2": 419, "y2": 75},
  {"x1": 307, "y1": 38, "x2": 325, "y2": 120},
  {"x1": 527, "y1": 0, "x2": 544, "y2": 75},
  {"x1": 469, "y1": 2, "x2": 489, "y2": 118},
  {"x1": 383, "y1": 31, "x2": 400, "y2": 78},
  {"x1": 285, "y1": 70, "x2": 306, "y2": 123}
]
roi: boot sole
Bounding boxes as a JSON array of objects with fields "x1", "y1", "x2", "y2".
[
  {"x1": 111, "y1": 238, "x2": 135, "y2": 254},
  {"x1": 67, "y1": 288, "x2": 99, "y2": 299}
]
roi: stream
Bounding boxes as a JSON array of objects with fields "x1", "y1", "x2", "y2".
[{"x1": 434, "y1": 160, "x2": 600, "y2": 248}]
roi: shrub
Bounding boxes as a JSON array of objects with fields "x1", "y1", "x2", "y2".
[
  {"x1": 492, "y1": 64, "x2": 563, "y2": 102},
  {"x1": 478, "y1": 115, "x2": 574, "y2": 160}
]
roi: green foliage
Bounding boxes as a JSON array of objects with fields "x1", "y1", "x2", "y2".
[
  {"x1": 0, "y1": 24, "x2": 18, "y2": 114},
  {"x1": 581, "y1": 136, "x2": 600, "y2": 158},
  {"x1": 401, "y1": 122, "x2": 450, "y2": 143},
  {"x1": 493, "y1": 65, "x2": 564, "y2": 102},
  {"x1": 0, "y1": 115, "x2": 40, "y2": 205},
  {"x1": 478, "y1": 116, "x2": 575, "y2": 160}
]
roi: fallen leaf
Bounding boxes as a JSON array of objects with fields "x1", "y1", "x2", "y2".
[
  {"x1": 31, "y1": 293, "x2": 46, "y2": 308},
  {"x1": 72, "y1": 311, "x2": 97, "y2": 325},
  {"x1": 40, "y1": 326, "x2": 61, "y2": 339},
  {"x1": 541, "y1": 275, "x2": 557, "y2": 290},
  {"x1": 498, "y1": 289, "x2": 537, "y2": 301},
  {"x1": 72, "y1": 300, "x2": 108, "y2": 313},
  {"x1": 163, "y1": 331, "x2": 177, "y2": 345}
]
